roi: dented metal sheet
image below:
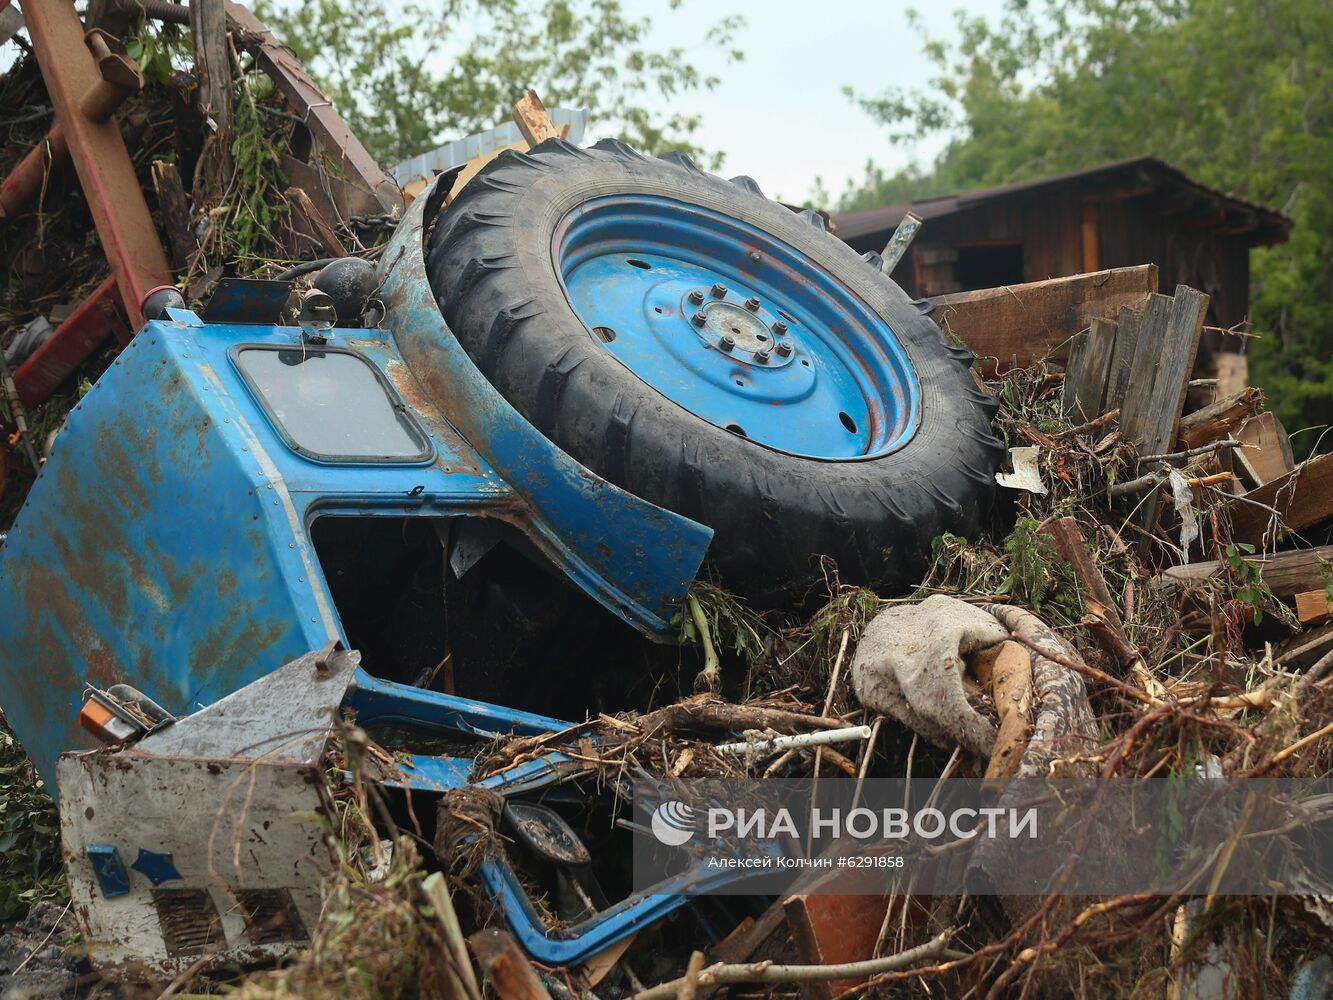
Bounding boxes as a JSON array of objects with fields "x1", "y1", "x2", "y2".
[{"x1": 379, "y1": 177, "x2": 713, "y2": 635}]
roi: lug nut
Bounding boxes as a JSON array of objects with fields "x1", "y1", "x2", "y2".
[
  {"x1": 775, "y1": 341, "x2": 793, "y2": 357},
  {"x1": 692, "y1": 311, "x2": 707, "y2": 327},
  {"x1": 720, "y1": 334, "x2": 735, "y2": 351},
  {"x1": 710, "y1": 283, "x2": 727, "y2": 298},
  {"x1": 688, "y1": 290, "x2": 704, "y2": 305},
  {"x1": 772, "y1": 320, "x2": 788, "y2": 335},
  {"x1": 755, "y1": 347, "x2": 772, "y2": 363},
  {"x1": 744, "y1": 297, "x2": 760, "y2": 311}
]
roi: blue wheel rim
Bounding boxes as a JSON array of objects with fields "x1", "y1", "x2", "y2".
[{"x1": 553, "y1": 195, "x2": 921, "y2": 461}]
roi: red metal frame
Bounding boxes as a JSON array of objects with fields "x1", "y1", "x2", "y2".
[
  {"x1": 13, "y1": 276, "x2": 129, "y2": 409},
  {"x1": 0, "y1": 126, "x2": 68, "y2": 220},
  {"x1": 18, "y1": 0, "x2": 171, "y2": 331}
]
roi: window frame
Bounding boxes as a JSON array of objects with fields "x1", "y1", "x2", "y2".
[{"x1": 230, "y1": 343, "x2": 434, "y2": 465}]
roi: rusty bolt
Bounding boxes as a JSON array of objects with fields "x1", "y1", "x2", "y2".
[
  {"x1": 710, "y1": 283, "x2": 727, "y2": 298},
  {"x1": 755, "y1": 346, "x2": 772, "y2": 363},
  {"x1": 776, "y1": 341, "x2": 793, "y2": 357},
  {"x1": 720, "y1": 334, "x2": 735, "y2": 350},
  {"x1": 692, "y1": 311, "x2": 707, "y2": 327},
  {"x1": 744, "y1": 297, "x2": 760, "y2": 311},
  {"x1": 688, "y1": 289, "x2": 704, "y2": 305},
  {"x1": 772, "y1": 320, "x2": 788, "y2": 335}
]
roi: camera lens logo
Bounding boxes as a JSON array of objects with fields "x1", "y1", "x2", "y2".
[{"x1": 650, "y1": 801, "x2": 697, "y2": 846}]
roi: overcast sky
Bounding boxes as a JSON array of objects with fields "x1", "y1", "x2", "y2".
[{"x1": 614, "y1": 0, "x2": 1010, "y2": 203}]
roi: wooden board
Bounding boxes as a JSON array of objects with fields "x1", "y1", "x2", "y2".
[
  {"x1": 1155, "y1": 544, "x2": 1333, "y2": 598},
  {"x1": 927, "y1": 264, "x2": 1157, "y2": 374},
  {"x1": 1234, "y1": 411, "x2": 1295, "y2": 488},
  {"x1": 1119, "y1": 287, "x2": 1208, "y2": 540},
  {"x1": 1176, "y1": 386, "x2": 1264, "y2": 449},
  {"x1": 444, "y1": 141, "x2": 527, "y2": 205},
  {"x1": 1276, "y1": 621, "x2": 1333, "y2": 671},
  {"x1": 512, "y1": 89, "x2": 560, "y2": 146},
  {"x1": 1103, "y1": 304, "x2": 1143, "y2": 414},
  {"x1": 1294, "y1": 590, "x2": 1333, "y2": 625},
  {"x1": 1061, "y1": 316, "x2": 1116, "y2": 423},
  {"x1": 469, "y1": 929, "x2": 553, "y2": 1000},
  {"x1": 1232, "y1": 452, "x2": 1333, "y2": 545}
]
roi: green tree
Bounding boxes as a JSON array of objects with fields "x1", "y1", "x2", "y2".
[
  {"x1": 839, "y1": 0, "x2": 1333, "y2": 447},
  {"x1": 254, "y1": 0, "x2": 744, "y2": 169}
]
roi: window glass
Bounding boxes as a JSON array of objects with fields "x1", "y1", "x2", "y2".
[{"x1": 236, "y1": 347, "x2": 430, "y2": 462}]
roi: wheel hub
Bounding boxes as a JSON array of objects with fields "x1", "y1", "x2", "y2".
[
  {"x1": 690, "y1": 290, "x2": 794, "y2": 366},
  {"x1": 553, "y1": 194, "x2": 920, "y2": 461}
]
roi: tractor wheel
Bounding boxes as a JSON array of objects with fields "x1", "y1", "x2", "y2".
[{"x1": 426, "y1": 138, "x2": 1003, "y2": 606}]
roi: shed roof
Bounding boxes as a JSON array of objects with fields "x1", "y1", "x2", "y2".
[{"x1": 831, "y1": 156, "x2": 1290, "y2": 247}]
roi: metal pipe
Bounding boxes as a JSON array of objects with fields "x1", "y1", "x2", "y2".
[
  {"x1": 715, "y1": 724, "x2": 874, "y2": 756},
  {"x1": 0, "y1": 125, "x2": 68, "y2": 221},
  {"x1": 879, "y1": 211, "x2": 923, "y2": 276}
]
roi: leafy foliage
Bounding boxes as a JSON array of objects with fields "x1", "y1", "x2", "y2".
[
  {"x1": 254, "y1": 0, "x2": 744, "y2": 168},
  {"x1": 835, "y1": 0, "x2": 1333, "y2": 446},
  {"x1": 0, "y1": 716, "x2": 64, "y2": 919}
]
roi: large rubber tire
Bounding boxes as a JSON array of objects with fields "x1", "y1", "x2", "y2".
[{"x1": 426, "y1": 138, "x2": 1003, "y2": 605}]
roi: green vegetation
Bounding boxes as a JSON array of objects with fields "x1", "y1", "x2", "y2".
[
  {"x1": 829, "y1": 0, "x2": 1332, "y2": 448},
  {"x1": 254, "y1": 0, "x2": 744, "y2": 168},
  {"x1": 0, "y1": 715, "x2": 65, "y2": 919}
]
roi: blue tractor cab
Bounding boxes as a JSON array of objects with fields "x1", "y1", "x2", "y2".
[{"x1": 0, "y1": 181, "x2": 717, "y2": 974}]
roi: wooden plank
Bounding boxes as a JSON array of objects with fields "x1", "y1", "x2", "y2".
[
  {"x1": 1277, "y1": 621, "x2": 1333, "y2": 671},
  {"x1": 1155, "y1": 544, "x2": 1333, "y2": 598},
  {"x1": 280, "y1": 154, "x2": 383, "y2": 223},
  {"x1": 1294, "y1": 590, "x2": 1333, "y2": 625},
  {"x1": 1234, "y1": 411, "x2": 1295, "y2": 488},
  {"x1": 1061, "y1": 316, "x2": 1116, "y2": 422},
  {"x1": 190, "y1": 0, "x2": 231, "y2": 134},
  {"x1": 1120, "y1": 286, "x2": 1208, "y2": 538},
  {"x1": 783, "y1": 893, "x2": 894, "y2": 1000},
  {"x1": 445, "y1": 141, "x2": 527, "y2": 205},
  {"x1": 469, "y1": 928, "x2": 553, "y2": 1000},
  {"x1": 1231, "y1": 452, "x2": 1333, "y2": 545},
  {"x1": 1176, "y1": 387, "x2": 1264, "y2": 449},
  {"x1": 927, "y1": 264, "x2": 1157, "y2": 373},
  {"x1": 512, "y1": 89, "x2": 560, "y2": 146},
  {"x1": 1103, "y1": 304, "x2": 1143, "y2": 414},
  {"x1": 151, "y1": 160, "x2": 194, "y2": 270},
  {"x1": 284, "y1": 186, "x2": 347, "y2": 258}
]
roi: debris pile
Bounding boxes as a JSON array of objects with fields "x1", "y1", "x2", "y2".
[{"x1": 0, "y1": 5, "x2": 1330, "y2": 999}]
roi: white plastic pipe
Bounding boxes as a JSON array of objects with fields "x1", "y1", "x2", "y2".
[{"x1": 715, "y1": 724, "x2": 873, "y2": 756}]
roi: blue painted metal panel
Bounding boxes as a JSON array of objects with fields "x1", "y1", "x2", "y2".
[
  {"x1": 379, "y1": 180, "x2": 713, "y2": 635},
  {"x1": 0, "y1": 321, "x2": 335, "y2": 789},
  {"x1": 557, "y1": 195, "x2": 922, "y2": 460}
]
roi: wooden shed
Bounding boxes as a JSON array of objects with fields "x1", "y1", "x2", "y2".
[{"x1": 831, "y1": 157, "x2": 1289, "y2": 332}]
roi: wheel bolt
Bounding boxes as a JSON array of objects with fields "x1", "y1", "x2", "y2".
[
  {"x1": 720, "y1": 334, "x2": 735, "y2": 351},
  {"x1": 772, "y1": 320, "x2": 788, "y2": 335},
  {"x1": 692, "y1": 311, "x2": 707, "y2": 327},
  {"x1": 744, "y1": 297, "x2": 760, "y2": 311},
  {"x1": 775, "y1": 341, "x2": 793, "y2": 357},
  {"x1": 755, "y1": 347, "x2": 771, "y2": 363},
  {"x1": 710, "y1": 283, "x2": 727, "y2": 298},
  {"x1": 688, "y1": 290, "x2": 704, "y2": 305}
]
